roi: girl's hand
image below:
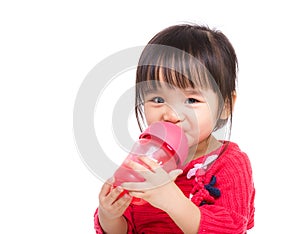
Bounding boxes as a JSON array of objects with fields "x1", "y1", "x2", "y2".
[
  {"x1": 121, "y1": 156, "x2": 183, "y2": 210},
  {"x1": 121, "y1": 157, "x2": 201, "y2": 233},
  {"x1": 98, "y1": 179, "x2": 132, "y2": 221}
]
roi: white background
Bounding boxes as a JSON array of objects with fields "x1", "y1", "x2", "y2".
[{"x1": 1, "y1": 0, "x2": 299, "y2": 233}]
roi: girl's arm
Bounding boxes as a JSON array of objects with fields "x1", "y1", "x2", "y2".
[
  {"x1": 95, "y1": 209, "x2": 128, "y2": 234},
  {"x1": 96, "y1": 181, "x2": 132, "y2": 234}
]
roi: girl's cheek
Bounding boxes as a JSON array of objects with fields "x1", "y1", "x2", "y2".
[
  {"x1": 144, "y1": 112, "x2": 156, "y2": 125},
  {"x1": 144, "y1": 107, "x2": 153, "y2": 123}
]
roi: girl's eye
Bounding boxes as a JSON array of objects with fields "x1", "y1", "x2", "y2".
[
  {"x1": 151, "y1": 97, "x2": 165, "y2": 103},
  {"x1": 185, "y1": 98, "x2": 199, "y2": 104}
]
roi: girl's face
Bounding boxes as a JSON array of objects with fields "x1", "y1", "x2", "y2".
[{"x1": 143, "y1": 83, "x2": 220, "y2": 149}]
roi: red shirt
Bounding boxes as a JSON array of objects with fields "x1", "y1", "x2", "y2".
[{"x1": 94, "y1": 142, "x2": 255, "y2": 233}]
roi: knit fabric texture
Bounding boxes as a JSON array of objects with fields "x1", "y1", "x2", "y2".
[{"x1": 94, "y1": 141, "x2": 255, "y2": 233}]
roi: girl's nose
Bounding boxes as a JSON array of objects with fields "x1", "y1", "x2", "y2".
[{"x1": 162, "y1": 105, "x2": 181, "y2": 124}]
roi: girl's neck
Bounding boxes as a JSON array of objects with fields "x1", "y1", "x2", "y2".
[{"x1": 188, "y1": 135, "x2": 222, "y2": 161}]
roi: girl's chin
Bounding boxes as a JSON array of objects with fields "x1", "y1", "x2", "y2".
[
  {"x1": 185, "y1": 134, "x2": 201, "y2": 148},
  {"x1": 185, "y1": 135, "x2": 195, "y2": 147}
]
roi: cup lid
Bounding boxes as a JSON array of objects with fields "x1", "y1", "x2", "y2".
[{"x1": 139, "y1": 122, "x2": 188, "y2": 166}]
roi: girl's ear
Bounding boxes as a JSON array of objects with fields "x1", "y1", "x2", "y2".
[{"x1": 220, "y1": 92, "x2": 237, "y2": 120}]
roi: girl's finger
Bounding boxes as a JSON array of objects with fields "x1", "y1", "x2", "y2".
[
  {"x1": 168, "y1": 169, "x2": 183, "y2": 181},
  {"x1": 113, "y1": 193, "x2": 133, "y2": 210},
  {"x1": 105, "y1": 186, "x2": 126, "y2": 204},
  {"x1": 121, "y1": 181, "x2": 150, "y2": 191},
  {"x1": 128, "y1": 191, "x2": 144, "y2": 199},
  {"x1": 138, "y1": 156, "x2": 161, "y2": 170},
  {"x1": 125, "y1": 157, "x2": 160, "y2": 173},
  {"x1": 124, "y1": 159, "x2": 156, "y2": 180},
  {"x1": 99, "y1": 180, "x2": 113, "y2": 198},
  {"x1": 125, "y1": 158, "x2": 150, "y2": 172}
]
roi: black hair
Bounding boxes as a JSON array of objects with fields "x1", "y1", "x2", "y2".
[{"x1": 135, "y1": 24, "x2": 238, "y2": 135}]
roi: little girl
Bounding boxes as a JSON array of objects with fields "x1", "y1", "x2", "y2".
[{"x1": 94, "y1": 24, "x2": 255, "y2": 233}]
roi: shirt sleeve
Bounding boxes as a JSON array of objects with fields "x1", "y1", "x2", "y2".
[
  {"x1": 94, "y1": 209, "x2": 104, "y2": 234},
  {"x1": 197, "y1": 149, "x2": 255, "y2": 234},
  {"x1": 94, "y1": 205, "x2": 136, "y2": 234}
]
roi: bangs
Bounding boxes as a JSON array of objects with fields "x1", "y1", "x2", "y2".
[
  {"x1": 136, "y1": 44, "x2": 217, "y2": 98},
  {"x1": 138, "y1": 66, "x2": 195, "y2": 97}
]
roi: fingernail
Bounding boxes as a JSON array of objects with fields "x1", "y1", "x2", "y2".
[
  {"x1": 107, "y1": 177, "x2": 115, "y2": 184},
  {"x1": 124, "y1": 193, "x2": 131, "y2": 199},
  {"x1": 116, "y1": 186, "x2": 123, "y2": 192}
]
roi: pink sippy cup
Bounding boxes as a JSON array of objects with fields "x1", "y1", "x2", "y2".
[{"x1": 112, "y1": 121, "x2": 188, "y2": 205}]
